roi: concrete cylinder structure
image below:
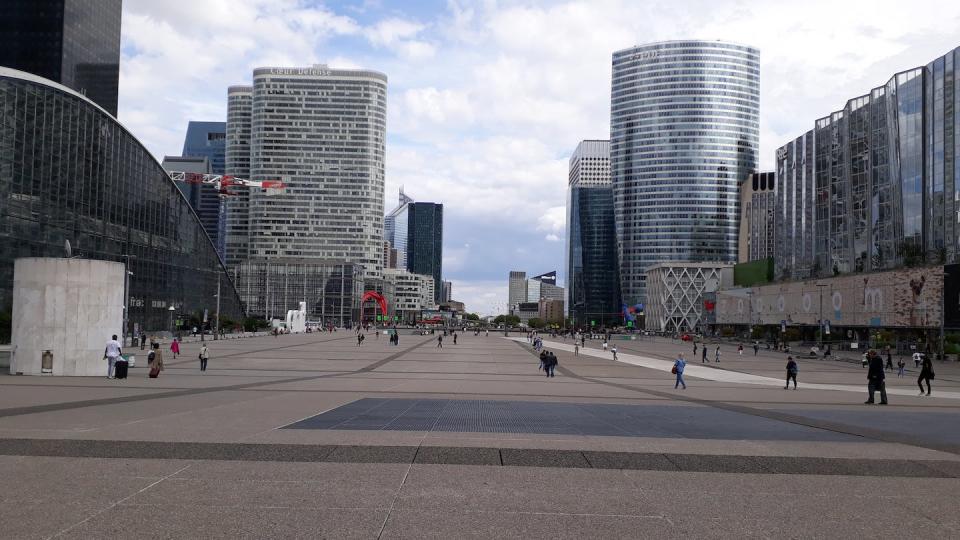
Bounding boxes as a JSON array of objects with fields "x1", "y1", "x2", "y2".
[{"x1": 10, "y1": 258, "x2": 124, "y2": 376}]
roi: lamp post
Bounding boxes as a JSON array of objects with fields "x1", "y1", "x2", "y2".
[
  {"x1": 168, "y1": 305, "x2": 176, "y2": 336},
  {"x1": 745, "y1": 290, "x2": 754, "y2": 338},
  {"x1": 816, "y1": 283, "x2": 828, "y2": 348},
  {"x1": 121, "y1": 254, "x2": 136, "y2": 347}
]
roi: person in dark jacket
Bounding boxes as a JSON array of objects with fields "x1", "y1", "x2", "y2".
[
  {"x1": 865, "y1": 350, "x2": 888, "y2": 405},
  {"x1": 544, "y1": 351, "x2": 557, "y2": 378},
  {"x1": 539, "y1": 351, "x2": 547, "y2": 371},
  {"x1": 785, "y1": 356, "x2": 798, "y2": 389},
  {"x1": 918, "y1": 355, "x2": 935, "y2": 396}
]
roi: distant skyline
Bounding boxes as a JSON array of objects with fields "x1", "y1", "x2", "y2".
[{"x1": 116, "y1": 0, "x2": 960, "y2": 315}]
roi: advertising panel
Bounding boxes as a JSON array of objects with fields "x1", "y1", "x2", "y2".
[{"x1": 716, "y1": 266, "x2": 944, "y2": 328}]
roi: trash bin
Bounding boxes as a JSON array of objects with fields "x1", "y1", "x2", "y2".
[{"x1": 41, "y1": 350, "x2": 53, "y2": 374}]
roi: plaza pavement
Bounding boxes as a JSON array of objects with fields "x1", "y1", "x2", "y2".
[{"x1": 0, "y1": 331, "x2": 958, "y2": 538}]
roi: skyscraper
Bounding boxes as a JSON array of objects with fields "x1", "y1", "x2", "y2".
[
  {"x1": 566, "y1": 140, "x2": 621, "y2": 327},
  {"x1": 384, "y1": 189, "x2": 414, "y2": 268},
  {"x1": 0, "y1": 0, "x2": 122, "y2": 116},
  {"x1": 182, "y1": 121, "x2": 226, "y2": 174},
  {"x1": 508, "y1": 271, "x2": 527, "y2": 308},
  {"x1": 225, "y1": 66, "x2": 387, "y2": 280},
  {"x1": 177, "y1": 121, "x2": 227, "y2": 260},
  {"x1": 611, "y1": 41, "x2": 760, "y2": 305},
  {"x1": 224, "y1": 86, "x2": 253, "y2": 269},
  {"x1": 405, "y1": 202, "x2": 443, "y2": 303}
]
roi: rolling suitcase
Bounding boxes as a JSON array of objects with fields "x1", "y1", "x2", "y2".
[{"x1": 114, "y1": 359, "x2": 128, "y2": 379}]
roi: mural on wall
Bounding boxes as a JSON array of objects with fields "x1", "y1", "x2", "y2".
[{"x1": 716, "y1": 266, "x2": 944, "y2": 328}]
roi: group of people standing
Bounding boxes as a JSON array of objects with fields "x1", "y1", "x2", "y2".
[{"x1": 104, "y1": 335, "x2": 209, "y2": 379}]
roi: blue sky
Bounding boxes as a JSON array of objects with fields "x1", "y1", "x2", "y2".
[{"x1": 118, "y1": 0, "x2": 960, "y2": 315}]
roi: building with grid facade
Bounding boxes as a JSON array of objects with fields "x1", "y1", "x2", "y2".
[
  {"x1": 224, "y1": 85, "x2": 253, "y2": 269},
  {"x1": 0, "y1": 67, "x2": 243, "y2": 335},
  {"x1": 611, "y1": 41, "x2": 760, "y2": 306},
  {"x1": 566, "y1": 140, "x2": 621, "y2": 327},
  {"x1": 774, "y1": 45, "x2": 960, "y2": 281},
  {"x1": 645, "y1": 262, "x2": 734, "y2": 333}
]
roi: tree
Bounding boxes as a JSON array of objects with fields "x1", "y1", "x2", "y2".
[
  {"x1": 528, "y1": 318, "x2": 544, "y2": 329},
  {"x1": 493, "y1": 315, "x2": 505, "y2": 325},
  {"x1": 464, "y1": 313, "x2": 480, "y2": 321},
  {"x1": 505, "y1": 315, "x2": 521, "y2": 326}
]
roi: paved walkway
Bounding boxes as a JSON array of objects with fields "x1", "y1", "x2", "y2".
[
  {"x1": 1, "y1": 331, "x2": 958, "y2": 538},
  {"x1": 520, "y1": 337, "x2": 960, "y2": 399}
]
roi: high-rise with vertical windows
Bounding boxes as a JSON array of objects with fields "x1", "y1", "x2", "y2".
[
  {"x1": 566, "y1": 140, "x2": 621, "y2": 327},
  {"x1": 774, "y1": 45, "x2": 960, "y2": 280},
  {"x1": 0, "y1": 0, "x2": 122, "y2": 116},
  {"x1": 611, "y1": 41, "x2": 760, "y2": 306},
  {"x1": 176, "y1": 121, "x2": 227, "y2": 261},
  {"x1": 405, "y1": 202, "x2": 443, "y2": 303},
  {"x1": 225, "y1": 86, "x2": 253, "y2": 269}
]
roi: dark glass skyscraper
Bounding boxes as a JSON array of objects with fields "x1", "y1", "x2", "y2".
[
  {"x1": 182, "y1": 121, "x2": 226, "y2": 174},
  {"x1": 0, "y1": 0, "x2": 122, "y2": 116},
  {"x1": 405, "y1": 202, "x2": 443, "y2": 303},
  {"x1": 567, "y1": 140, "x2": 621, "y2": 327},
  {"x1": 611, "y1": 41, "x2": 760, "y2": 305},
  {"x1": 179, "y1": 121, "x2": 227, "y2": 261}
]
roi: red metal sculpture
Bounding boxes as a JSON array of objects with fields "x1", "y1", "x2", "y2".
[{"x1": 361, "y1": 290, "x2": 388, "y2": 317}]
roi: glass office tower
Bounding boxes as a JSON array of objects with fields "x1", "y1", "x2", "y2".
[
  {"x1": 224, "y1": 86, "x2": 253, "y2": 270},
  {"x1": 774, "y1": 45, "x2": 960, "y2": 280},
  {"x1": 405, "y1": 202, "x2": 443, "y2": 303},
  {"x1": 567, "y1": 140, "x2": 621, "y2": 327},
  {"x1": 177, "y1": 121, "x2": 227, "y2": 261},
  {"x1": 0, "y1": 0, "x2": 122, "y2": 116},
  {"x1": 0, "y1": 68, "x2": 243, "y2": 335},
  {"x1": 611, "y1": 41, "x2": 760, "y2": 305}
]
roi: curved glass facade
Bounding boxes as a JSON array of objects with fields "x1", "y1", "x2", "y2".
[
  {"x1": 0, "y1": 68, "x2": 243, "y2": 336},
  {"x1": 611, "y1": 41, "x2": 759, "y2": 305}
]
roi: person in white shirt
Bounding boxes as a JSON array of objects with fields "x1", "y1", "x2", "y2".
[{"x1": 103, "y1": 335, "x2": 122, "y2": 379}]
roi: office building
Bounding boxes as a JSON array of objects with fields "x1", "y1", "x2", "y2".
[
  {"x1": 538, "y1": 298, "x2": 565, "y2": 325},
  {"x1": 774, "y1": 45, "x2": 960, "y2": 280},
  {"x1": 383, "y1": 268, "x2": 435, "y2": 323},
  {"x1": 645, "y1": 262, "x2": 733, "y2": 333},
  {"x1": 232, "y1": 259, "x2": 361, "y2": 327},
  {"x1": 405, "y1": 202, "x2": 443, "y2": 302},
  {"x1": 508, "y1": 271, "x2": 527, "y2": 309},
  {"x1": 384, "y1": 189, "x2": 414, "y2": 268},
  {"x1": 738, "y1": 172, "x2": 776, "y2": 264},
  {"x1": 162, "y1": 155, "x2": 225, "y2": 263},
  {"x1": 611, "y1": 41, "x2": 760, "y2": 305},
  {"x1": 566, "y1": 140, "x2": 621, "y2": 327},
  {"x1": 182, "y1": 121, "x2": 226, "y2": 174},
  {"x1": 526, "y1": 271, "x2": 564, "y2": 303},
  {"x1": 0, "y1": 0, "x2": 122, "y2": 116},
  {"x1": 441, "y1": 281, "x2": 452, "y2": 303},
  {"x1": 224, "y1": 85, "x2": 253, "y2": 269},
  {"x1": 0, "y1": 67, "x2": 243, "y2": 332},
  {"x1": 225, "y1": 65, "x2": 387, "y2": 285}
]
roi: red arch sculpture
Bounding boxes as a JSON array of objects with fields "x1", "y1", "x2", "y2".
[{"x1": 361, "y1": 290, "x2": 388, "y2": 317}]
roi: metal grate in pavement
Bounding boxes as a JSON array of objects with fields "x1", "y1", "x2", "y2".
[{"x1": 284, "y1": 398, "x2": 858, "y2": 441}]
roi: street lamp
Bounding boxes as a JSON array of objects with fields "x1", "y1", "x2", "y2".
[
  {"x1": 121, "y1": 254, "x2": 136, "y2": 347},
  {"x1": 168, "y1": 305, "x2": 176, "y2": 336}
]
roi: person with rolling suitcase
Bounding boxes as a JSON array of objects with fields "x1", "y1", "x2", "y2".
[{"x1": 147, "y1": 343, "x2": 164, "y2": 379}]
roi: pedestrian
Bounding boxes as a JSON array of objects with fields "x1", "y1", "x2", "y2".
[
  {"x1": 918, "y1": 354, "x2": 935, "y2": 396},
  {"x1": 170, "y1": 338, "x2": 180, "y2": 359},
  {"x1": 103, "y1": 334, "x2": 122, "y2": 379},
  {"x1": 485, "y1": 329, "x2": 489, "y2": 337},
  {"x1": 453, "y1": 333, "x2": 458, "y2": 345},
  {"x1": 581, "y1": 335, "x2": 586, "y2": 348},
  {"x1": 865, "y1": 350, "x2": 888, "y2": 405},
  {"x1": 715, "y1": 345, "x2": 721, "y2": 363},
  {"x1": 885, "y1": 347, "x2": 893, "y2": 371},
  {"x1": 539, "y1": 350, "x2": 547, "y2": 371},
  {"x1": 437, "y1": 334, "x2": 443, "y2": 348},
  {"x1": 785, "y1": 356, "x2": 798, "y2": 390},
  {"x1": 545, "y1": 351, "x2": 557, "y2": 378},
  {"x1": 198, "y1": 343, "x2": 209, "y2": 372},
  {"x1": 913, "y1": 351, "x2": 922, "y2": 368},
  {"x1": 357, "y1": 334, "x2": 363, "y2": 347},
  {"x1": 602, "y1": 340, "x2": 608, "y2": 351},
  {"x1": 738, "y1": 343, "x2": 743, "y2": 356},
  {"x1": 611, "y1": 346, "x2": 618, "y2": 361},
  {"x1": 147, "y1": 342, "x2": 164, "y2": 379},
  {"x1": 574, "y1": 342, "x2": 580, "y2": 356},
  {"x1": 753, "y1": 343, "x2": 759, "y2": 356},
  {"x1": 897, "y1": 358, "x2": 905, "y2": 378},
  {"x1": 673, "y1": 353, "x2": 687, "y2": 389},
  {"x1": 693, "y1": 342, "x2": 697, "y2": 355},
  {"x1": 139, "y1": 331, "x2": 147, "y2": 351},
  {"x1": 701, "y1": 346, "x2": 707, "y2": 363}
]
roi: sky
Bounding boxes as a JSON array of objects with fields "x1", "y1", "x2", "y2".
[{"x1": 118, "y1": 0, "x2": 960, "y2": 316}]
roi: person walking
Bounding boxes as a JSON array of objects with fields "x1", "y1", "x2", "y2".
[
  {"x1": 602, "y1": 340, "x2": 608, "y2": 351},
  {"x1": 147, "y1": 343, "x2": 164, "y2": 379},
  {"x1": 437, "y1": 334, "x2": 443, "y2": 348},
  {"x1": 611, "y1": 346, "x2": 618, "y2": 361},
  {"x1": 139, "y1": 331, "x2": 147, "y2": 351},
  {"x1": 198, "y1": 343, "x2": 209, "y2": 372},
  {"x1": 715, "y1": 345, "x2": 721, "y2": 363},
  {"x1": 785, "y1": 356, "x2": 798, "y2": 390},
  {"x1": 753, "y1": 343, "x2": 759, "y2": 356},
  {"x1": 545, "y1": 351, "x2": 557, "y2": 378},
  {"x1": 701, "y1": 346, "x2": 708, "y2": 363},
  {"x1": 885, "y1": 346, "x2": 894, "y2": 371},
  {"x1": 673, "y1": 353, "x2": 687, "y2": 389},
  {"x1": 737, "y1": 343, "x2": 743, "y2": 356},
  {"x1": 357, "y1": 333, "x2": 363, "y2": 347},
  {"x1": 453, "y1": 333, "x2": 458, "y2": 345},
  {"x1": 865, "y1": 350, "x2": 888, "y2": 405},
  {"x1": 170, "y1": 338, "x2": 180, "y2": 359},
  {"x1": 897, "y1": 358, "x2": 906, "y2": 378},
  {"x1": 693, "y1": 342, "x2": 697, "y2": 356},
  {"x1": 918, "y1": 354, "x2": 935, "y2": 396},
  {"x1": 913, "y1": 351, "x2": 922, "y2": 368},
  {"x1": 103, "y1": 334, "x2": 122, "y2": 379},
  {"x1": 574, "y1": 342, "x2": 580, "y2": 356}
]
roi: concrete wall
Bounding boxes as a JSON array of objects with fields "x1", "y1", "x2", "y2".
[{"x1": 10, "y1": 258, "x2": 124, "y2": 376}]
